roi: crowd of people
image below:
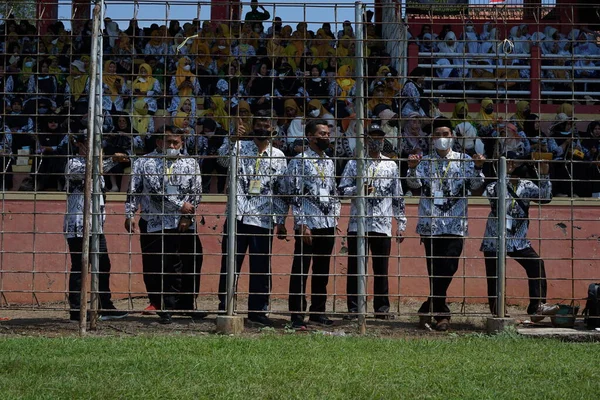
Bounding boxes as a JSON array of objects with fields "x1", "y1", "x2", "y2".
[
  {"x1": 413, "y1": 22, "x2": 600, "y2": 93},
  {"x1": 0, "y1": 3, "x2": 595, "y2": 329}
]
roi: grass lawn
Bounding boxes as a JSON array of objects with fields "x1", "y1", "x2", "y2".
[{"x1": 0, "y1": 332, "x2": 598, "y2": 399}]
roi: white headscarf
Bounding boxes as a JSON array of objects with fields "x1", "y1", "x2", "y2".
[{"x1": 437, "y1": 31, "x2": 459, "y2": 53}]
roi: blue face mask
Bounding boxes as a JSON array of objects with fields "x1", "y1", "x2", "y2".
[{"x1": 560, "y1": 131, "x2": 571, "y2": 136}]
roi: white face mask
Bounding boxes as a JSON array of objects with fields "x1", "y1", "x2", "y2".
[
  {"x1": 183, "y1": 65, "x2": 191, "y2": 71},
  {"x1": 218, "y1": 45, "x2": 226, "y2": 50},
  {"x1": 312, "y1": 77, "x2": 321, "y2": 82},
  {"x1": 309, "y1": 109, "x2": 320, "y2": 117},
  {"x1": 434, "y1": 137, "x2": 453, "y2": 151},
  {"x1": 165, "y1": 148, "x2": 180, "y2": 158},
  {"x1": 138, "y1": 77, "x2": 146, "y2": 83}
]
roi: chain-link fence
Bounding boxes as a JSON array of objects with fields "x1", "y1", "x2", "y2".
[{"x1": 0, "y1": 0, "x2": 599, "y2": 334}]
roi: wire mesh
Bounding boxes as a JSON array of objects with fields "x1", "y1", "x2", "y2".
[{"x1": 0, "y1": 0, "x2": 599, "y2": 332}]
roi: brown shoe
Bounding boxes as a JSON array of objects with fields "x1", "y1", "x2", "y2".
[
  {"x1": 418, "y1": 315, "x2": 432, "y2": 330},
  {"x1": 435, "y1": 318, "x2": 450, "y2": 331}
]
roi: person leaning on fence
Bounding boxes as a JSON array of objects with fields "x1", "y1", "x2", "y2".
[
  {"x1": 338, "y1": 122, "x2": 407, "y2": 320},
  {"x1": 124, "y1": 126, "x2": 204, "y2": 325},
  {"x1": 216, "y1": 110, "x2": 288, "y2": 327},
  {"x1": 481, "y1": 153, "x2": 559, "y2": 322},
  {"x1": 64, "y1": 134, "x2": 129, "y2": 321},
  {"x1": 284, "y1": 118, "x2": 341, "y2": 329},
  {"x1": 407, "y1": 117, "x2": 486, "y2": 332}
]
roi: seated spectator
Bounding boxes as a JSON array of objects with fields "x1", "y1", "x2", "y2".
[
  {"x1": 25, "y1": 58, "x2": 59, "y2": 109},
  {"x1": 273, "y1": 63, "x2": 302, "y2": 115},
  {"x1": 102, "y1": 60, "x2": 128, "y2": 112},
  {"x1": 330, "y1": 65, "x2": 356, "y2": 116},
  {"x1": 304, "y1": 65, "x2": 329, "y2": 103},
  {"x1": 112, "y1": 32, "x2": 136, "y2": 76},
  {"x1": 131, "y1": 99, "x2": 155, "y2": 153},
  {"x1": 0, "y1": 63, "x2": 15, "y2": 106},
  {"x1": 143, "y1": 30, "x2": 168, "y2": 67},
  {"x1": 207, "y1": 95, "x2": 230, "y2": 133},
  {"x1": 434, "y1": 31, "x2": 470, "y2": 82},
  {"x1": 474, "y1": 97, "x2": 496, "y2": 132},
  {"x1": 509, "y1": 100, "x2": 530, "y2": 132},
  {"x1": 131, "y1": 63, "x2": 162, "y2": 114},
  {"x1": 192, "y1": 41, "x2": 218, "y2": 91},
  {"x1": 246, "y1": 60, "x2": 274, "y2": 113},
  {"x1": 0, "y1": 126, "x2": 12, "y2": 190},
  {"x1": 169, "y1": 56, "x2": 202, "y2": 111},
  {"x1": 280, "y1": 98, "x2": 304, "y2": 154},
  {"x1": 215, "y1": 62, "x2": 244, "y2": 104},
  {"x1": 451, "y1": 101, "x2": 474, "y2": 129},
  {"x1": 64, "y1": 60, "x2": 89, "y2": 109},
  {"x1": 548, "y1": 113, "x2": 589, "y2": 197},
  {"x1": 454, "y1": 121, "x2": 484, "y2": 157},
  {"x1": 582, "y1": 121, "x2": 600, "y2": 197},
  {"x1": 492, "y1": 122, "x2": 530, "y2": 160},
  {"x1": 103, "y1": 112, "x2": 133, "y2": 192},
  {"x1": 400, "y1": 67, "x2": 427, "y2": 117},
  {"x1": 367, "y1": 81, "x2": 392, "y2": 117},
  {"x1": 232, "y1": 33, "x2": 257, "y2": 66}
]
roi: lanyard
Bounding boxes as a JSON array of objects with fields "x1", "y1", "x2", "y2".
[
  {"x1": 433, "y1": 158, "x2": 452, "y2": 180},
  {"x1": 311, "y1": 159, "x2": 326, "y2": 183},
  {"x1": 254, "y1": 152, "x2": 262, "y2": 177},
  {"x1": 368, "y1": 158, "x2": 383, "y2": 180}
]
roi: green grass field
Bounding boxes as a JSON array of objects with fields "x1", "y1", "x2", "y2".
[{"x1": 0, "y1": 333, "x2": 598, "y2": 399}]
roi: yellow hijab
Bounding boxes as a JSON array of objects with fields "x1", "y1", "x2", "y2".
[
  {"x1": 476, "y1": 97, "x2": 496, "y2": 128},
  {"x1": 67, "y1": 62, "x2": 89, "y2": 101},
  {"x1": 102, "y1": 60, "x2": 124, "y2": 101},
  {"x1": 308, "y1": 99, "x2": 328, "y2": 117},
  {"x1": 513, "y1": 100, "x2": 530, "y2": 130},
  {"x1": 451, "y1": 101, "x2": 473, "y2": 128},
  {"x1": 211, "y1": 95, "x2": 229, "y2": 131},
  {"x1": 336, "y1": 65, "x2": 355, "y2": 101},
  {"x1": 132, "y1": 63, "x2": 157, "y2": 93},
  {"x1": 175, "y1": 57, "x2": 195, "y2": 97},
  {"x1": 173, "y1": 111, "x2": 189, "y2": 128},
  {"x1": 132, "y1": 99, "x2": 150, "y2": 134},
  {"x1": 193, "y1": 41, "x2": 212, "y2": 68}
]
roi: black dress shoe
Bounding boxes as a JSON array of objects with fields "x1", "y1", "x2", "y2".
[
  {"x1": 343, "y1": 310, "x2": 358, "y2": 321},
  {"x1": 309, "y1": 315, "x2": 334, "y2": 326},
  {"x1": 248, "y1": 314, "x2": 274, "y2": 327},
  {"x1": 291, "y1": 318, "x2": 307, "y2": 329},
  {"x1": 184, "y1": 311, "x2": 208, "y2": 321},
  {"x1": 158, "y1": 312, "x2": 172, "y2": 325}
]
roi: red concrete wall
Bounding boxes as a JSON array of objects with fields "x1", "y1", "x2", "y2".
[{"x1": 1, "y1": 198, "x2": 599, "y2": 309}]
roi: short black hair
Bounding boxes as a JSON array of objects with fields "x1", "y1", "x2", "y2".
[
  {"x1": 305, "y1": 118, "x2": 329, "y2": 136},
  {"x1": 252, "y1": 109, "x2": 274, "y2": 127},
  {"x1": 432, "y1": 116, "x2": 453, "y2": 133}
]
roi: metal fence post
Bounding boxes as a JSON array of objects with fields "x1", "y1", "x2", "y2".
[
  {"x1": 89, "y1": 0, "x2": 105, "y2": 330},
  {"x1": 496, "y1": 156, "x2": 507, "y2": 318},
  {"x1": 226, "y1": 140, "x2": 238, "y2": 316},
  {"x1": 354, "y1": 1, "x2": 367, "y2": 334},
  {"x1": 79, "y1": 0, "x2": 103, "y2": 335}
]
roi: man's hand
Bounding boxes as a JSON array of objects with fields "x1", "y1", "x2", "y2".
[
  {"x1": 300, "y1": 224, "x2": 312, "y2": 246},
  {"x1": 180, "y1": 201, "x2": 195, "y2": 214},
  {"x1": 178, "y1": 216, "x2": 192, "y2": 232},
  {"x1": 407, "y1": 153, "x2": 421, "y2": 169},
  {"x1": 396, "y1": 230, "x2": 405, "y2": 244},
  {"x1": 538, "y1": 161, "x2": 550, "y2": 175},
  {"x1": 472, "y1": 153, "x2": 486, "y2": 168},
  {"x1": 124, "y1": 217, "x2": 138, "y2": 233},
  {"x1": 275, "y1": 224, "x2": 287, "y2": 240},
  {"x1": 112, "y1": 152, "x2": 129, "y2": 163}
]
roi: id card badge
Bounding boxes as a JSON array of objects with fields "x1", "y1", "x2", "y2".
[
  {"x1": 166, "y1": 184, "x2": 178, "y2": 195},
  {"x1": 249, "y1": 179, "x2": 261, "y2": 195},
  {"x1": 319, "y1": 187, "x2": 330, "y2": 203},
  {"x1": 433, "y1": 190, "x2": 445, "y2": 205},
  {"x1": 506, "y1": 215, "x2": 514, "y2": 232}
]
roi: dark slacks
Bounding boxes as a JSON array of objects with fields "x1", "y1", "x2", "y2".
[
  {"x1": 139, "y1": 219, "x2": 203, "y2": 311},
  {"x1": 67, "y1": 234, "x2": 114, "y2": 310},
  {"x1": 484, "y1": 247, "x2": 547, "y2": 316},
  {"x1": 289, "y1": 227, "x2": 336, "y2": 319},
  {"x1": 218, "y1": 220, "x2": 273, "y2": 318},
  {"x1": 418, "y1": 235, "x2": 464, "y2": 321},
  {"x1": 346, "y1": 232, "x2": 392, "y2": 313}
]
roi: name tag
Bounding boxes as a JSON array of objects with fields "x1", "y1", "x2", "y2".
[
  {"x1": 249, "y1": 179, "x2": 261, "y2": 195},
  {"x1": 319, "y1": 187, "x2": 330, "y2": 203},
  {"x1": 433, "y1": 190, "x2": 445, "y2": 206},
  {"x1": 166, "y1": 184, "x2": 179, "y2": 195},
  {"x1": 506, "y1": 215, "x2": 514, "y2": 232}
]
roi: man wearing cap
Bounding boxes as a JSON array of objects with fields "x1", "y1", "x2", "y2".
[
  {"x1": 124, "y1": 126, "x2": 204, "y2": 324},
  {"x1": 407, "y1": 116, "x2": 486, "y2": 331},
  {"x1": 284, "y1": 118, "x2": 341, "y2": 328},
  {"x1": 480, "y1": 155, "x2": 558, "y2": 321},
  {"x1": 339, "y1": 122, "x2": 407, "y2": 319},
  {"x1": 216, "y1": 109, "x2": 288, "y2": 327}
]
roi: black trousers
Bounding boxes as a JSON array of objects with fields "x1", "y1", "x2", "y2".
[
  {"x1": 201, "y1": 157, "x2": 227, "y2": 194},
  {"x1": 346, "y1": 232, "x2": 392, "y2": 313},
  {"x1": 289, "y1": 227, "x2": 336, "y2": 319},
  {"x1": 67, "y1": 234, "x2": 114, "y2": 311},
  {"x1": 139, "y1": 219, "x2": 203, "y2": 311},
  {"x1": 218, "y1": 220, "x2": 273, "y2": 318},
  {"x1": 484, "y1": 247, "x2": 547, "y2": 316},
  {"x1": 418, "y1": 236, "x2": 464, "y2": 321}
]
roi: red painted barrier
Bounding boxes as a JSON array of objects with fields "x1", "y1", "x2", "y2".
[{"x1": 1, "y1": 197, "x2": 599, "y2": 309}]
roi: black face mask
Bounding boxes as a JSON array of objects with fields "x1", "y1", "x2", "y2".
[
  {"x1": 523, "y1": 109, "x2": 531, "y2": 117},
  {"x1": 484, "y1": 108, "x2": 493, "y2": 115},
  {"x1": 253, "y1": 128, "x2": 271, "y2": 141},
  {"x1": 388, "y1": 119, "x2": 399, "y2": 128},
  {"x1": 316, "y1": 138, "x2": 330, "y2": 151}
]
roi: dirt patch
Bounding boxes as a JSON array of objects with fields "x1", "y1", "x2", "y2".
[{"x1": 0, "y1": 297, "x2": 553, "y2": 338}]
